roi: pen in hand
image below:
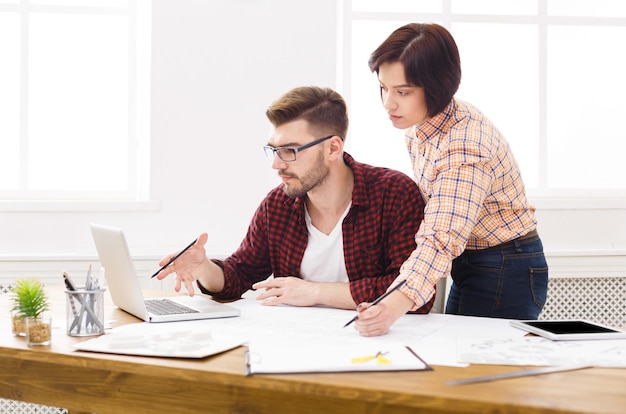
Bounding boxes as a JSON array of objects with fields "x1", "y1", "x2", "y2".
[
  {"x1": 151, "y1": 238, "x2": 198, "y2": 278},
  {"x1": 343, "y1": 280, "x2": 407, "y2": 328}
]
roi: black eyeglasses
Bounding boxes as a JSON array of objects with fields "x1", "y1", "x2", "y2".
[{"x1": 263, "y1": 135, "x2": 335, "y2": 162}]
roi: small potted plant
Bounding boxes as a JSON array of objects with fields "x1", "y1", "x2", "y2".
[{"x1": 11, "y1": 278, "x2": 52, "y2": 346}]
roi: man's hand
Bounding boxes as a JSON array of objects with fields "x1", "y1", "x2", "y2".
[
  {"x1": 252, "y1": 276, "x2": 320, "y2": 307},
  {"x1": 155, "y1": 233, "x2": 211, "y2": 296}
]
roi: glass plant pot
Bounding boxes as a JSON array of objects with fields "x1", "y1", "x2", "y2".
[
  {"x1": 11, "y1": 310, "x2": 26, "y2": 337},
  {"x1": 26, "y1": 315, "x2": 52, "y2": 346}
]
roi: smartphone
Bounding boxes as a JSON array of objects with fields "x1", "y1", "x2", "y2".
[{"x1": 509, "y1": 320, "x2": 626, "y2": 341}]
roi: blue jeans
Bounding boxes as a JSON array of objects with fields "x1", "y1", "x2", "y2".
[{"x1": 445, "y1": 232, "x2": 548, "y2": 319}]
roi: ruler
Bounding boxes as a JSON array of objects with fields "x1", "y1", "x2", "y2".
[{"x1": 446, "y1": 365, "x2": 592, "y2": 386}]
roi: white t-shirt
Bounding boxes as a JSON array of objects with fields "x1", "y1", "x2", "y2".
[{"x1": 299, "y1": 203, "x2": 351, "y2": 283}]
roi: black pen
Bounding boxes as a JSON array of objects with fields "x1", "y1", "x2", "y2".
[
  {"x1": 63, "y1": 271, "x2": 78, "y2": 291},
  {"x1": 64, "y1": 272, "x2": 81, "y2": 332},
  {"x1": 343, "y1": 280, "x2": 407, "y2": 328},
  {"x1": 151, "y1": 238, "x2": 198, "y2": 278},
  {"x1": 63, "y1": 272, "x2": 79, "y2": 316}
]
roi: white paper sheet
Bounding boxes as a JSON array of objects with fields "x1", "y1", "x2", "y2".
[
  {"x1": 73, "y1": 320, "x2": 248, "y2": 358},
  {"x1": 456, "y1": 335, "x2": 626, "y2": 367},
  {"x1": 214, "y1": 297, "x2": 527, "y2": 367}
]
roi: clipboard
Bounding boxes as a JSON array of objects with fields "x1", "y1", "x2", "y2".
[{"x1": 245, "y1": 342, "x2": 432, "y2": 375}]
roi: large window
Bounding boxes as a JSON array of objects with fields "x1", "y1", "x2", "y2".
[
  {"x1": 342, "y1": 0, "x2": 626, "y2": 205},
  {"x1": 0, "y1": 0, "x2": 150, "y2": 202}
]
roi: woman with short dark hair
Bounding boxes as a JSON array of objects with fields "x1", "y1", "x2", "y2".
[{"x1": 355, "y1": 23, "x2": 548, "y2": 337}]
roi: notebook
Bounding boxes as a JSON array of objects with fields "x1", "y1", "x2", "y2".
[{"x1": 90, "y1": 223, "x2": 240, "y2": 323}]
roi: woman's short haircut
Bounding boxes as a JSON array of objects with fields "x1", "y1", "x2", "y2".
[
  {"x1": 265, "y1": 86, "x2": 348, "y2": 139},
  {"x1": 368, "y1": 23, "x2": 461, "y2": 117}
]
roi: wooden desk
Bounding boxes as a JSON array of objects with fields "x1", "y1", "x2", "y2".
[{"x1": 1, "y1": 287, "x2": 625, "y2": 414}]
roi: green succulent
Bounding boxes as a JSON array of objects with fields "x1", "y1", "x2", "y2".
[{"x1": 11, "y1": 278, "x2": 50, "y2": 319}]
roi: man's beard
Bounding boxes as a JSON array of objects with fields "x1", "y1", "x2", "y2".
[{"x1": 282, "y1": 151, "x2": 330, "y2": 198}]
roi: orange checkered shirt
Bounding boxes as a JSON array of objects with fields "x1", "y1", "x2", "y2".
[{"x1": 398, "y1": 99, "x2": 537, "y2": 309}]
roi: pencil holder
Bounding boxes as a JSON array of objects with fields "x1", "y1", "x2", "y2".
[{"x1": 66, "y1": 288, "x2": 105, "y2": 336}]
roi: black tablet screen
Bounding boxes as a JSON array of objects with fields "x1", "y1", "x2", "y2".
[{"x1": 525, "y1": 321, "x2": 618, "y2": 335}]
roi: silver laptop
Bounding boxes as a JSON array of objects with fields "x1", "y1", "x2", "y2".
[{"x1": 90, "y1": 223, "x2": 240, "y2": 323}]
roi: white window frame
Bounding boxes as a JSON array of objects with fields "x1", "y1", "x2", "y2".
[
  {"x1": 0, "y1": 0, "x2": 152, "y2": 212},
  {"x1": 340, "y1": 0, "x2": 626, "y2": 210}
]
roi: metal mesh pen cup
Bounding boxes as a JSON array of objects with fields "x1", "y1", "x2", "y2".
[{"x1": 65, "y1": 288, "x2": 105, "y2": 336}]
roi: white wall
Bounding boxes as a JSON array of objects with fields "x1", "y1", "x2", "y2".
[{"x1": 1, "y1": 0, "x2": 625, "y2": 282}]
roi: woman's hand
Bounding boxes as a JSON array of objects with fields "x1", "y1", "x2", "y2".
[{"x1": 354, "y1": 290, "x2": 414, "y2": 336}]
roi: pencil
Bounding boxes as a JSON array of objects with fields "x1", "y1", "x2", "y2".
[
  {"x1": 151, "y1": 238, "x2": 198, "y2": 278},
  {"x1": 343, "y1": 280, "x2": 407, "y2": 328}
]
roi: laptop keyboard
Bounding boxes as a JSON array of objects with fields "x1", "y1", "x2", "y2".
[{"x1": 145, "y1": 298, "x2": 200, "y2": 315}]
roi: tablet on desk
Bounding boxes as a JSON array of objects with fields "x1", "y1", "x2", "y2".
[{"x1": 510, "y1": 320, "x2": 626, "y2": 341}]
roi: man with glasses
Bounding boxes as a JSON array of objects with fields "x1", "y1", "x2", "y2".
[{"x1": 155, "y1": 86, "x2": 433, "y2": 313}]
